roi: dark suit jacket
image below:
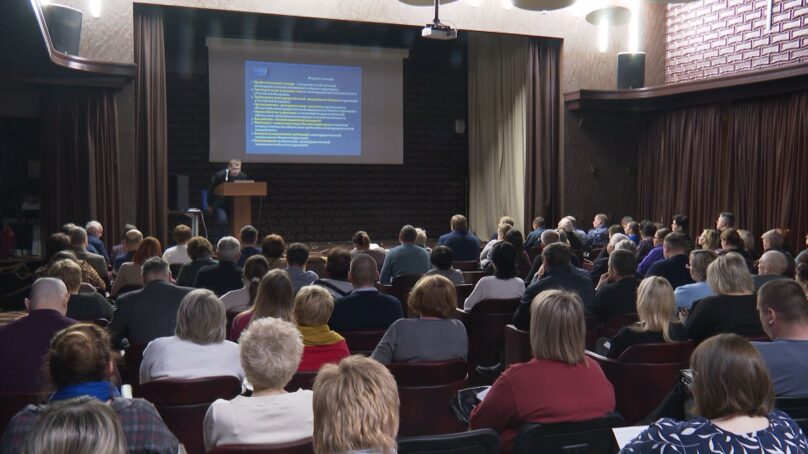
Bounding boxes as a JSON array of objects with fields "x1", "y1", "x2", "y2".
[
  {"x1": 237, "y1": 246, "x2": 262, "y2": 268},
  {"x1": 436, "y1": 231, "x2": 481, "y2": 262},
  {"x1": 88, "y1": 235, "x2": 110, "y2": 264},
  {"x1": 526, "y1": 253, "x2": 582, "y2": 284},
  {"x1": 594, "y1": 276, "x2": 641, "y2": 322},
  {"x1": 646, "y1": 254, "x2": 694, "y2": 289},
  {"x1": 194, "y1": 261, "x2": 243, "y2": 296},
  {"x1": 109, "y1": 280, "x2": 193, "y2": 348},
  {"x1": 514, "y1": 266, "x2": 595, "y2": 331},
  {"x1": 175, "y1": 258, "x2": 217, "y2": 287},
  {"x1": 589, "y1": 255, "x2": 610, "y2": 286},
  {"x1": 208, "y1": 169, "x2": 249, "y2": 211},
  {"x1": 74, "y1": 248, "x2": 109, "y2": 282},
  {"x1": 329, "y1": 289, "x2": 403, "y2": 332},
  {"x1": 67, "y1": 292, "x2": 114, "y2": 322}
]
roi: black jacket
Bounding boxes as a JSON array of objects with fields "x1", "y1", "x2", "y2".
[
  {"x1": 109, "y1": 280, "x2": 194, "y2": 348},
  {"x1": 329, "y1": 289, "x2": 403, "y2": 332},
  {"x1": 514, "y1": 266, "x2": 595, "y2": 331},
  {"x1": 646, "y1": 254, "x2": 694, "y2": 289}
]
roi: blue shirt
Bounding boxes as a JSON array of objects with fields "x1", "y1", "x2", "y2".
[
  {"x1": 754, "y1": 339, "x2": 808, "y2": 396},
  {"x1": 586, "y1": 226, "x2": 609, "y2": 248},
  {"x1": 523, "y1": 227, "x2": 546, "y2": 250},
  {"x1": 285, "y1": 266, "x2": 319, "y2": 294},
  {"x1": 379, "y1": 243, "x2": 430, "y2": 284},
  {"x1": 88, "y1": 235, "x2": 110, "y2": 264},
  {"x1": 436, "y1": 231, "x2": 481, "y2": 262},
  {"x1": 637, "y1": 246, "x2": 663, "y2": 275},
  {"x1": 673, "y1": 280, "x2": 714, "y2": 310},
  {"x1": 236, "y1": 246, "x2": 262, "y2": 268}
]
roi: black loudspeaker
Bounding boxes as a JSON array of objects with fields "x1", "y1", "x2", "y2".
[
  {"x1": 617, "y1": 52, "x2": 645, "y2": 89},
  {"x1": 42, "y1": 4, "x2": 82, "y2": 56},
  {"x1": 168, "y1": 175, "x2": 190, "y2": 211}
]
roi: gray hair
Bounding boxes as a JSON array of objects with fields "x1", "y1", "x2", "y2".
[
  {"x1": 609, "y1": 233, "x2": 629, "y2": 247},
  {"x1": 540, "y1": 229, "x2": 561, "y2": 245},
  {"x1": 707, "y1": 253, "x2": 754, "y2": 295},
  {"x1": 175, "y1": 289, "x2": 226, "y2": 344},
  {"x1": 141, "y1": 256, "x2": 170, "y2": 278},
  {"x1": 239, "y1": 317, "x2": 303, "y2": 391},
  {"x1": 615, "y1": 239, "x2": 638, "y2": 255},
  {"x1": 217, "y1": 236, "x2": 241, "y2": 262},
  {"x1": 349, "y1": 254, "x2": 378, "y2": 286},
  {"x1": 68, "y1": 227, "x2": 88, "y2": 246},
  {"x1": 689, "y1": 249, "x2": 718, "y2": 282}
]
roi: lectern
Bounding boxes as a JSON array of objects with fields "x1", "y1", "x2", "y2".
[{"x1": 214, "y1": 181, "x2": 267, "y2": 235}]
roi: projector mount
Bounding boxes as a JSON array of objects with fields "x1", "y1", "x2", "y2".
[{"x1": 422, "y1": 0, "x2": 458, "y2": 40}]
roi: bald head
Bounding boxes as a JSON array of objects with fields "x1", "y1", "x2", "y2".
[
  {"x1": 759, "y1": 250, "x2": 789, "y2": 276},
  {"x1": 26, "y1": 277, "x2": 69, "y2": 315},
  {"x1": 349, "y1": 254, "x2": 379, "y2": 288},
  {"x1": 125, "y1": 229, "x2": 144, "y2": 252},
  {"x1": 540, "y1": 229, "x2": 561, "y2": 246}
]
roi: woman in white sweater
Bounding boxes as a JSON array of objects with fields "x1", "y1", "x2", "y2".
[
  {"x1": 204, "y1": 317, "x2": 313, "y2": 450},
  {"x1": 464, "y1": 241, "x2": 525, "y2": 311},
  {"x1": 140, "y1": 289, "x2": 244, "y2": 384}
]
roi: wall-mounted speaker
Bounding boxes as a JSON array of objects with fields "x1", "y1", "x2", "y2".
[
  {"x1": 169, "y1": 174, "x2": 190, "y2": 211},
  {"x1": 617, "y1": 52, "x2": 645, "y2": 89},
  {"x1": 42, "y1": 4, "x2": 82, "y2": 56}
]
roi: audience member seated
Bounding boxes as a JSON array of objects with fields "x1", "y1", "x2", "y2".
[
  {"x1": 480, "y1": 223, "x2": 512, "y2": 269},
  {"x1": 140, "y1": 289, "x2": 244, "y2": 384},
  {"x1": 162, "y1": 224, "x2": 192, "y2": 265},
  {"x1": 38, "y1": 234, "x2": 107, "y2": 291},
  {"x1": 523, "y1": 216, "x2": 546, "y2": 251},
  {"x1": 753, "y1": 280, "x2": 808, "y2": 396},
  {"x1": 175, "y1": 236, "x2": 217, "y2": 287},
  {"x1": 637, "y1": 228, "x2": 669, "y2": 275},
  {"x1": 646, "y1": 232, "x2": 694, "y2": 289},
  {"x1": 372, "y1": 275, "x2": 467, "y2": 365},
  {"x1": 312, "y1": 356, "x2": 399, "y2": 454},
  {"x1": 203, "y1": 318, "x2": 313, "y2": 451},
  {"x1": 329, "y1": 254, "x2": 403, "y2": 332},
  {"x1": 425, "y1": 245, "x2": 465, "y2": 285},
  {"x1": 0, "y1": 323, "x2": 179, "y2": 453},
  {"x1": 237, "y1": 225, "x2": 262, "y2": 268},
  {"x1": 593, "y1": 249, "x2": 641, "y2": 322},
  {"x1": 500, "y1": 229, "x2": 531, "y2": 278},
  {"x1": 604, "y1": 277, "x2": 686, "y2": 358},
  {"x1": 698, "y1": 228, "x2": 721, "y2": 251},
  {"x1": 260, "y1": 234, "x2": 288, "y2": 270},
  {"x1": 636, "y1": 221, "x2": 657, "y2": 261},
  {"x1": 110, "y1": 223, "x2": 137, "y2": 264},
  {"x1": 350, "y1": 230, "x2": 386, "y2": 271},
  {"x1": 109, "y1": 257, "x2": 193, "y2": 349},
  {"x1": 437, "y1": 214, "x2": 481, "y2": 262},
  {"x1": 379, "y1": 225, "x2": 431, "y2": 284},
  {"x1": 47, "y1": 259, "x2": 113, "y2": 321},
  {"x1": 231, "y1": 269, "x2": 295, "y2": 341},
  {"x1": 284, "y1": 242, "x2": 319, "y2": 294},
  {"x1": 683, "y1": 253, "x2": 764, "y2": 342},
  {"x1": 625, "y1": 221, "x2": 641, "y2": 244},
  {"x1": 487, "y1": 215, "x2": 516, "y2": 241},
  {"x1": 85, "y1": 220, "x2": 110, "y2": 266},
  {"x1": 716, "y1": 211, "x2": 736, "y2": 232},
  {"x1": 718, "y1": 228, "x2": 755, "y2": 272},
  {"x1": 312, "y1": 248, "x2": 353, "y2": 298},
  {"x1": 799, "y1": 253, "x2": 808, "y2": 296},
  {"x1": 195, "y1": 236, "x2": 244, "y2": 296},
  {"x1": 754, "y1": 250, "x2": 791, "y2": 290},
  {"x1": 113, "y1": 229, "x2": 144, "y2": 273},
  {"x1": 0, "y1": 278, "x2": 75, "y2": 394},
  {"x1": 111, "y1": 236, "x2": 162, "y2": 297},
  {"x1": 514, "y1": 243, "x2": 595, "y2": 330},
  {"x1": 470, "y1": 290, "x2": 615, "y2": 453},
  {"x1": 670, "y1": 214, "x2": 694, "y2": 251},
  {"x1": 464, "y1": 242, "x2": 525, "y2": 311},
  {"x1": 294, "y1": 286, "x2": 350, "y2": 372},
  {"x1": 673, "y1": 249, "x2": 718, "y2": 311},
  {"x1": 69, "y1": 226, "x2": 109, "y2": 283},
  {"x1": 586, "y1": 213, "x2": 610, "y2": 249},
  {"x1": 414, "y1": 227, "x2": 431, "y2": 253},
  {"x1": 796, "y1": 232, "x2": 807, "y2": 264},
  {"x1": 739, "y1": 229, "x2": 758, "y2": 262},
  {"x1": 559, "y1": 216, "x2": 585, "y2": 251},
  {"x1": 621, "y1": 216, "x2": 635, "y2": 231},
  {"x1": 221, "y1": 255, "x2": 269, "y2": 312},
  {"x1": 21, "y1": 396, "x2": 127, "y2": 454},
  {"x1": 525, "y1": 229, "x2": 582, "y2": 283},
  {"x1": 589, "y1": 233, "x2": 629, "y2": 285},
  {"x1": 622, "y1": 334, "x2": 807, "y2": 453},
  {"x1": 762, "y1": 229, "x2": 796, "y2": 277}
]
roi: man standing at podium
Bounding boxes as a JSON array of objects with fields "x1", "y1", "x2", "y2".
[{"x1": 208, "y1": 159, "x2": 248, "y2": 241}]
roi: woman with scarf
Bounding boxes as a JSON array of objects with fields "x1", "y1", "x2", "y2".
[{"x1": 293, "y1": 286, "x2": 350, "y2": 372}]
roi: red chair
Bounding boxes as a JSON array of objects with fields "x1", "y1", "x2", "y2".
[
  {"x1": 587, "y1": 341, "x2": 694, "y2": 424},
  {"x1": 597, "y1": 313, "x2": 639, "y2": 339},
  {"x1": 0, "y1": 393, "x2": 44, "y2": 434},
  {"x1": 208, "y1": 439, "x2": 314, "y2": 453},
  {"x1": 584, "y1": 313, "x2": 599, "y2": 350},
  {"x1": 140, "y1": 376, "x2": 242, "y2": 454},
  {"x1": 462, "y1": 271, "x2": 488, "y2": 285},
  {"x1": 122, "y1": 343, "x2": 147, "y2": 397},
  {"x1": 388, "y1": 359, "x2": 468, "y2": 436},
  {"x1": 503, "y1": 324, "x2": 531, "y2": 368},
  {"x1": 387, "y1": 274, "x2": 423, "y2": 316},
  {"x1": 284, "y1": 371, "x2": 318, "y2": 392},
  {"x1": 341, "y1": 330, "x2": 385, "y2": 356},
  {"x1": 526, "y1": 245, "x2": 542, "y2": 263},
  {"x1": 452, "y1": 260, "x2": 480, "y2": 271},
  {"x1": 454, "y1": 284, "x2": 474, "y2": 308},
  {"x1": 454, "y1": 298, "x2": 521, "y2": 368},
  {"x1": 305, "y1": 256, "x2": 327, "y2": 279}
]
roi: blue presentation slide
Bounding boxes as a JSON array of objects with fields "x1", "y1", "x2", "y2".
[{"x1": 245, "y1": 61, "x2": 362, "y2": 156}]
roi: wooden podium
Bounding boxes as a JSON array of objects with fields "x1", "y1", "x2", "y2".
[{"x1": 214, "y1": 181, "x2": 267, "y2": 235}]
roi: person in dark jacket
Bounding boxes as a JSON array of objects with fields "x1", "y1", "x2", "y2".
[{"x1": 646, "y1": 232, "x2": 695, "y2": 289}]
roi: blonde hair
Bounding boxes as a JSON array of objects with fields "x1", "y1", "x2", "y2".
[
  {"x1": 23, "y1": 396, "x2": 126, "y2": 454},
  {"x1": 250, "y1": 269, "x2": 295, "y2": 324},
  {"x1": 175, "y1": 289, "x2": 226, "y2": 344},
  {"x1": 738, "y1": 229, "x2": 755, "y2": 252},
  {"x1": 313, "y1": 356, "x2": 399, "y2": 454},
  {"x1": 408, "y1": 275, "x2": 456, "y2": 318},
  {"x1": 633, "y1": 277, "x2": 677, "y2": 342},
  {"x1": 239, "y1": 317, "x2": 303, "y2": 391},
  {"x1": 415, "y1": 228, "x2": 428, "y2": 247},
  {"x1": 294, "y1": 286, "x2": 335, "y2": 326},
  {"x1": 707, "y1": 253, "x2": 754, "y2": 295},
  {"x1": 700, "y1": 229, "x2": 720, "y2": 250},
  {"x1": 530, "y1": 289, "x2": 585, "y2": 365},
  {"x1": 47, "y1": 259, "x2": 82, "y2": 293}
]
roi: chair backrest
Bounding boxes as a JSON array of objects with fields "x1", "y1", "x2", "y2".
[
  {"x1": 527, "y1": 245, "x2": 542, "y2": 263},
  {"x1": 0, "y1": 393, "x2": 44, "y2": 435},
  {"x1": 90, "y1": 317, "x2": 110, "y2": 328},
  {"x1": 512, "y1": 413, "x2": 625, "y2": 454},
  {"x1": 341, "y1": 330, "x2": 386, "y2": 356},
  {"x1": 226, "y1": 309, "x2": 244, "y2": 341},
  {"x1": 584, "y1": 313, "x2": 600, "y2": 351},
  {"x1": 617, "y1": 341, "x2": 694, "y2": 364},
  {"x1": 776, "y1": 396, "x2": 808, "y2": 420},
  {"x1": 169, "y1": 263, "x2": 183, "y2": 280},
  {"x1": 455, "y1": 284, "x2": 475, "y2": 308},
  {"x1": 284, "y1": 371, "x2": 318, "y2": 392},
  {"x1": 387, "y1": 360, "x2": 468, "y2": 437},
  {"x1": 78, "y1": 282, "x2": 97, "y2": 293},
  {"x1": 139, "y1": 376, "x2": 242, "y2": 454},
  {"x1": 398, "y1": 428, "x2": 500, "y2": 454},
  {"x1": 462, "y1": 271, "x2": 489, "y2": 285},
  {"x1": 453, "y1": 260, "x2": 481, "y2": 271},
  {"x1": 465, "y1": 298, "x2": 521, "y2": 367},
  {"x1": 122, "y1": 343, "x2": 147, "y2": 397},
  {"x1": 389, "y1": 274, "x2": 423, "y2": 317},
  {"x1": 598, "y1": 313, "x2": 639, "y2": 338},
  {"x1": 504, "y1": 324, "x2": 532, "y2": 368},
  {"x1": 208, "y1": 439, "x2": 314, "y2": 454},
  {"x1": 116, "y1": 284, "x2": 143, "y2": 296}
]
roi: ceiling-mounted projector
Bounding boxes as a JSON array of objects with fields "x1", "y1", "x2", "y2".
[{"x1": 422, "y1": 23, "x2": 457, "y2": 40}]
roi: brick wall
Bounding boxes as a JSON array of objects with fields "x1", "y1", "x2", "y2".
[{"x1": 666, "y1": 0, "x2": 808, "y2": 83}]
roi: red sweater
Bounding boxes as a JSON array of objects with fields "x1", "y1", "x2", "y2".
[
  {"x1": 230, "y1": 312, "x2": 253, "y2": 342},
  {"x1": 469, "y1": 357, "x2": 615, "y2": 453},
  {"x1": 298, "y1": 340, "x2": 351, "y2": 372}
]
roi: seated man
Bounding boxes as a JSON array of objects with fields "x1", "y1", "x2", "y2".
[
  {"x1": 85, "y1": 220, "x2": 110, "y2": 265},
  {"x1": 761, "y1": 229, "x2": 796, "y2": 277},
  {"x1": 329, "y1": 254, "x2": 403, "y2": 332},
  {"x1": 646, "y1": 232, "x2": 694, "y2": 289},
  {"x1": 593, "y1": 249, "x2": 641, "y2": 322},
  {"x1": 525, "y1": 229, "x2": 582, "y2": 283},
  {"x1": 674, "y1": 249, "x2": 717, "y2": 311},
  {"x1": 753, "y1": 279, "x2": 808, "y2": 396},
  {"x1": 586, "y1": 213, "x2": 610, "y2": 250},
  {"x1": 312, "y1": 247, "x2": 353, "y2": 298},
  {"x1": 285, "y1": 243, "x2": 319, "y2": 294},
  {"x1": 162, "y1": 224, "x2": 193, "y2": 265},
  {"x1": 69, "y1": 226, "x2": 109, "y2": 283},
  {"x1": 0, "y1": 278, "x2": 75, "y2": 394},
  {"x1": 436, "y1": 214, "x2": 481, "y2": 262},
  {"x1": 523, "y1": 217, "x2": 546, "y2": 251},
  {"x1": 514, "y1": 242, "x2": 594, "y2": 331},
  {"x1": 195, "y1": 236, "x2": 243, "y2": 296},
  {"x1": 379, "y1": 225, "x2": 430, "y2": 284},
  {"x1": 589, "y1": 233, "x2": 629, "y2": 286},
  {"x1": 754, "y1": 250, "x2": 791, "y2": 290},
  {"x1": 113, "y1": 229, "x2": 143, "y2": 273},
  {"x1": 109, "y1": 257, "x2": 194, "y2": 349},
  {"x1": 237, "y1": 225, "x2": 262, "y2": 268},
  {"x1": 47, "y1": 258, "x2": 113, "y2": 322}
]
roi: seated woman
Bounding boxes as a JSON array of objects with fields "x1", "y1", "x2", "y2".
[
  {"x1": 464, "y1": 241, "x2": 525, "y2": 311},
  {"x1": 294, "y1": 286, "x2": 350, "y2": 372},
  {"x1": 698, "y1": 228, "x2": 721, "y2": 251},
  {"x1": 230, "y1": 269, "x2": 295, "y2": 341},
  {"x1": 469, "y1": 289, "x2": 615, "y2": 453},
  {"x1": 204, "y1": 317, "x2": 313, "y2": 450},
  {"x1": 111, "y1": 237, "x2": 162, "y2": 297},
  {"x1": 718, "y1": 228, "x2": 755, "y2": 272},
  {"x1": 605, "y1": 276, "x2": 687, "y2": 358},
  {"x1": 683, "y1": 252, "x2": 765, "y2": 343},
  {"x1": 221, "y1": 255, "x2": 269, "y2": 312},
  {"x1": 622, "y1": 333, "x2": 808, "y2": 452},
  {"x1": 313, "y1": 356, "x2": 399, "y2": 454},
  {"x1": 140, "y1": 289, "x2": 244, "y2": 383},
  {"x1": 372, "y1": 275, "x2": 467, "y2": 365},
  {"x1": 176, "y1": 236, "x2": 217, "y2": 287},
  {"x1": 424, "y1": 245, "x2": 464, "y2": 285},
  {"x1": 351, "y1": 230, "x2": 387, "y2": 271},
  {"x1": 260, "y1": 234, "x2": 287, "y2": 270},
  {"x1": 1, "y1": 324, "x2": 179, "y2": 453},
  {"x1": 36, "y1": 233, "x2": 106, "y2": 291}
]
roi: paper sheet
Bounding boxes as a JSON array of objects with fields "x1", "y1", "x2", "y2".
[{"x1": 613, "y1": 425, "x2": 648, "y2": 448}]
